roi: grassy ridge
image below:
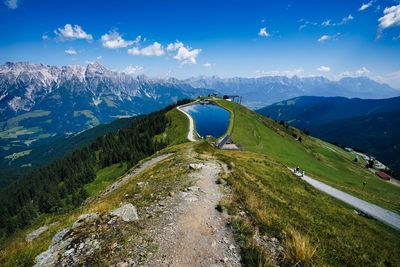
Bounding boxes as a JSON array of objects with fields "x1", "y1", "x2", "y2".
[
  {"x1": 216, "y1": 99, "x2": 400, "y2": 213},
  {"x1": 208, "y1": 146, "x2": 400, "y2": 266}
]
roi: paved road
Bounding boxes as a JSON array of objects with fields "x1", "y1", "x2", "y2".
[{"x1": 291, "y1": 169, "x2": 400, "y2": 231}]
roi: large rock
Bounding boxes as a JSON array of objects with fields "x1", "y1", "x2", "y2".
[
  {"x1": 110, "y1": 203, "x2": 139, "y2": 222},
  {"x1": 33, "y1": 228, "x2": 71, "y2": 267}
]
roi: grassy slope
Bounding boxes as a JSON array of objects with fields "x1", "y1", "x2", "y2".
[
  {"x1": 84, "y1": 163, "x2": 128, "y2": 196},
  {"x1": 205, "y1": 145, "x2": 400, "y2": 266},
  {"x1": 216, "y1": 99, "x2": 400, "y2": 213}
]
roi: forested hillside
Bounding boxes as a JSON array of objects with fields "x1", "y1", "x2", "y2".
[{"x1": 0, "y1": 99, "x2": 190, "y2": 243}]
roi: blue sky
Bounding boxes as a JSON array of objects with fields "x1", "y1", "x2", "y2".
[{"x1": 1, "y1": 0, "x2": 400, "y2": 88}]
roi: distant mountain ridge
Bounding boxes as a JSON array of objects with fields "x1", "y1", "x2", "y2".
[
  {"x1": 256, "y1": 96, "x2": 400, "y2": 175},
  {"x1": 0, "y1": 62, "x2": 214, "y2": 182},
  {"x1": 257, "y1": 96, "x2": 400, "y2": 129},
  {"x1": 185, "y1": 76, "x2": 400, "y2": 108},
  {"x1": 0, "y1": 61, "x2": 213, "y2": 123}
]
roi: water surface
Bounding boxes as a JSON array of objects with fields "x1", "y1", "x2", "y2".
[{"x1": 181, "y1": 103, "x2": 230, "y2": 138}]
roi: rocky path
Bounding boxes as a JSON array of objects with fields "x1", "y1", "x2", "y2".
[{"x1": 144, "y1": 161, "x2": 241, "y2": 267}]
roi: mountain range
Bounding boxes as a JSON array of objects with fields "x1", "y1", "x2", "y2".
[
  {"x1": 0, "y1": 62, "x2": 214, "y2": 182},
  {"x1": 1, "y1": 61, "x2": 400, "y2": 185},
  {"x1": 185, "y1": 76, "x2": 400, "y2": 109},
  {"x1": 257, "y1": 96, "x2": 400, "y2": 175}
]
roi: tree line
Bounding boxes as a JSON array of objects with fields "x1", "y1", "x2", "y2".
[{"x1": 0, "y1": 99, "x2": 191, "y2": 243}]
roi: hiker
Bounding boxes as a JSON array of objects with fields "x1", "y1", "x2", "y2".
[
  {"x1": 363, "y1": 181, "x2": 366, "y2": 190},
  {"x1": 302, "y1": 171, "x2": 305, "y2": 177}
]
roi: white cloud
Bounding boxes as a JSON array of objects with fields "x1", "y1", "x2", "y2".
[
  {"x1": 124, "y1": 65, "x2": 144, "y2": 75},
  {"x1": 42, "y1": 34, "x2": 50, "y2": 41},
  {"x1": 54, "y1": 24, "x2": 93, "y2": 41},
  {"x1": 317, "y1": 33, "x2": 340, "y2": 43},
  {"x1": 316, "y1": 66, "x2": 331, "y2": 72},
  {"x1": 356, "y1": 67, "x2": 371, "y2": 76},
  {"x1": 359, "y1": 1, "x2": 373, "y2": 11},
  {"x1": 101, "y1": 31, "x2": 134, "y2": 49},
  {"x1": 339, "y1": 67, "x2": 371, "y2": 78},
  {"x1": 377, "y1": 4, "x2": 400, "y2": 38},
  {"x1": 321, "y1": 14, "x2": 353, "y2": 27},
  {"x1": 3, "y1": 0, "x2": 18, "y2": 9},
  {"x1": 64, "y1": 48, "x2": 77, "y2": 55},
  {"x1": 96, "y1": 56, "x2": 103, "y2": 60},
  {"x1": 173, "y1": 46, "x2": 201, "y2": 64},
  {"x1": 128, "y1": 42, "x2": 165, "y2": 56},
  {"x1": 258, "y1": 27, "x2": 269, "y2": 37},
  {"x1": 203, "y1": 63, "x2": 215, "y2": 67},
  {"x1": 318, "y1": 35, "x2": 331, "y2": 43},
  {"x1": 340, "y1": 14, "x2": 354, "y2": 25},
  {"x1": 167, "y1": 41, "x2": 184, "y2": 51},
  {"x1": 255, "y1": 68, "x2": 305, "y2": 77},
  {"x1": 322, "y1": 20, "x2": 332, "y2": 26}
]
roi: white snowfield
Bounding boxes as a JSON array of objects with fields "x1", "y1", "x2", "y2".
[{"x1": 292, "y1": 168, "x2": 400, "y2": 231}]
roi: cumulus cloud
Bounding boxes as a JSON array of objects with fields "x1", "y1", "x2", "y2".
[
  {"x1": 318, "y1": 35, "x2": 331, "y2": 43},
  {"x1": 3, "y1": 0, "x2": 18, "y2": 9},
  {"x1": 128, "y1": 42, "x2": 165, "y2": 56},
  {"x1": 317, "y1": 33, "x2": 340, "y2": 43},
  {"x1": 173, "y1": 46, "x2": 201, "y2": 65},
  {"x1": 101, "y1": 31, "x2": 134, "y2": 49},
  {"x1": 317, "y1": 66, "x2": 331, "y2": 72},
  {"x1": 359, "y1": 1, "x2": 373, "y2": 11},
  {"x1": 54, "y1": 24, "x2": 93, "y2": 41},
  {"x1": 64, "y1": 48, "x2": 77, "y2": 55},
  {"x1": 124, "y1": 65, "x2": 144, "y2": 75},
  {"x1": 167, "y1": 41, "x2": 184, "y2": 51},
  {"x1": 377, "y1": 4, "x2": 400, "y2": 38},
  {"x1": 258, "y1": 27, "x2": 269, "y2": 37}
]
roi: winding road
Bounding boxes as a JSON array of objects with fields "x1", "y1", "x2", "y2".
[{"x1": 293, "y1": 169, "x2": 400, "y2": 231}]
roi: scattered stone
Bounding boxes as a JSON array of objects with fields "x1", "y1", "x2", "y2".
[
  {"x1": 169, "y1": 191, "x2": 175, "y2": 197},
  {"x1": 238, "y1": 210, "x2": 246, "y2": 217},
  {"x1": 189, "y1": 163, "x2": 203, "y2": 170},
  {"x1": 110, "y1": 203, "x2": 139, "y2": 222},
  {"x1": 187, "y1": 185, "x2": 199, "y2": 191},
  {"x1": 221, "y1": 257, "x2": 229, "y2": 263},
  {"x1": 63, "y1": 248, "x2": 74, "y2": 257},
  {"x1": 51, "y1": 228, "x2": 70, "y2": 245},
  {"x1": 72, "y1": 213, "x2": 98, "y2": 229}
]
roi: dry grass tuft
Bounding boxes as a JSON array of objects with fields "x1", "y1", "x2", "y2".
[{"x1": 283, "y1": 228, "x2": 317, "y2": 267}]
